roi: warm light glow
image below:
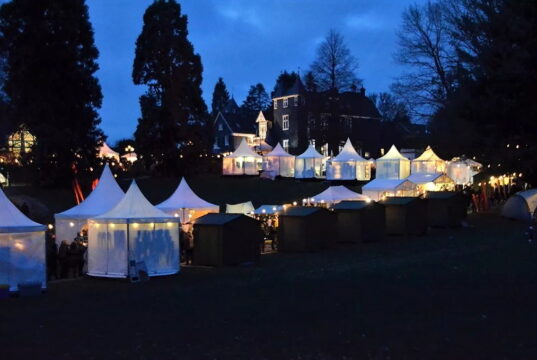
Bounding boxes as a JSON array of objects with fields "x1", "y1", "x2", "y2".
[
  {"x1": 167, "y1": 222, "x2": 173, "y2": 228},
  {"x1": 48, "y1": 224, "x2": 54, "y2": 230},
  {"x1": 110, "y1": 223, "x2": 115, "y2": 228},
  {"x1": 14, "y1": 241, "x2": 24, "y2": 251},
  {"x1": 292, "y1": 201, "x2": 297, "y2": 206},
  {"x1": 69, "y1": 222, "x2": 75, "y2": 227},
  {"x1": 174, "y1": 213, "x2": 179, "y2": 218},
  {"x1": 132, "y1": 223, "x2": 139, "y2": 229}
]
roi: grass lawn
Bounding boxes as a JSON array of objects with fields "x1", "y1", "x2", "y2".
[{"x1": 1, "y1": 212, "x2": 537, "y2": 359}]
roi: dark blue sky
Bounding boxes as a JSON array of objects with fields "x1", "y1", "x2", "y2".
[{"x1": 87, "y1": 0, "x2": 427, "y2": 143}]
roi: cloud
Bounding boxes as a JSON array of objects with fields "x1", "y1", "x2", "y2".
[
  {"x1": 345, "y1": 12, "x2": 385, "y2": 31},
  {"x1": 216, "y1": 3, "x2": 263, "y2": 31}
]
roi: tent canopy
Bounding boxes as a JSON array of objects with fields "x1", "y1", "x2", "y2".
[
  {"x1": 414, "y1": 146, "x2": 444, "y2": 162},
  {"x1": 0, "y1": 172, "x2": 6, "y2": 184},
  {"x1": 313, "y1": 186, "x2": 369, "y2": 203},
  {"x1": 332, "y1": 138, "x2": 366, "y2": 162},
  {"x1": 362, "y1": 178, "x2": 414, "y2": 191},
  {"x1": 377, "y1": 145, "x2": 409, "y2": 161},
  {"x1": 297, "y1": 144, "x2": 324, "y2": 159},
  {"x1": 94, "y1": 181, "x2": 177, "y2": 223},
  {"x1": 157, "y1": 178, "x2": 218, "y2": 213},
  {"x1": 225, "y1": 138, "x2": 262, "y2": 159},
  {"x1": 0, "y1": 187, "x2": 45, "y2": 233},
  {"x1": 266, "y1": 143, "x2": 294, "y2": 158},
  {"x1": 502, "y1": 189, "x2": 537, "y2": 221},
  {"x1": 406, "y1": 173, "x2": 453, "y2": 185},
  {"x1": 56, "y1": 164, "x2": 124, "y2": 219},
  {"x1": 226, "y1": 201, "x2": 255, "y2": 214},
  {"x1": 98, "y1": 142, "x2": 119, "y2": 160}
]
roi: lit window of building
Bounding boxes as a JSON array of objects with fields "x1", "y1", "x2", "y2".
[
  {"x1": 282, "y1": 115, "x2": 289, "y2": 130},
  {"x1": 8, "y1": 127, "x2": 36, "y2": 157},
  {"x1": 282, "y1": 139, "x2": 289, "y2": 151},
  {"x1": 283, "y1": 98, "x2": 288, "y2": 108}
]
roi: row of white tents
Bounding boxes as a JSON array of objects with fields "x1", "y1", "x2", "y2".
[{"x1": 222, "y1": 139, "x2": 482, "y2": 185}]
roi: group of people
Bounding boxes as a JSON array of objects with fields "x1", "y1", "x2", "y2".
[
  {"x1": 260, "y1": 218, "x2": 278, "y2": 253},
  {"x1": 180, "y1": 225, "x2": 194, "y2": 265},
  {"x1": 46, "y1": 230, "x2": 87, "y2": 280}
]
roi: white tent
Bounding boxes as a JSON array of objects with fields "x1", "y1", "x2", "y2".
[
  {"x1": 254, "y1": 205, "x2": 284, "y2": 215},
  {"x1": 446, "y1": 157, "x2": 483, "y2": 185},
  {"x1": 375, "y1": 145, "x2": 411, "y2": 180},
  {"x1": 501, "y1": 189, "x2": 537, "y2": 222},
  {"x1": 55, "y1": 164, "x2": 124, "y2": 246},
  {"x1": 263, "y1": 143, "x2": 295, "y2": 178},
  {"x1": 0, "y1": 187, "x2": 46, "y2": 292},
  {"x1": 326, "y1": 139, "x2": 371, "y2": 181},
  {"x1": 98, "y1": 142, "x2": 120, "y2": 162},
  {"x1": 407, "y1": 173, "x2": 455, "y2": 194},
  {"x1": 88, "y1": 181, "x2": 180, "y2": 278},
  {"x1": 226, "y1": 201, "x2": 255, "y2": 215},
  {"x1": 157, "y1": 178, "x2": 219, "y2": 222},
  {"x1": 362, "y1": 178, "x2": 417, "y2": 201},
  {"x1": 223, "y1": 138, "x2": 263, "y2": 175},
  {"x1": 0, "y1": 172, "x2": 7, "y2": 185},
  {"x1": 312, "y1": 186, "x2": 370, "y2": 205},
  {"x1": 295, "y1": 145, "x2": 326, "y2": 179},
  {"x1": 411, "y1": 146, "x2": 446, "y2": 174}
]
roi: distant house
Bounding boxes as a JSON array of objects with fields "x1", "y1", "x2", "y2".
[
  {"x1": 271, "y1": 77, "x2": 383, "y2": 157},
  {"x1": 212, "y1": 99, "x2": 273, "y2": 154}
]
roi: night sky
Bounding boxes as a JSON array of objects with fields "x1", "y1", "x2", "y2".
[{"x1": 86, "y1": 0, "x2": 427, "y2": 143}]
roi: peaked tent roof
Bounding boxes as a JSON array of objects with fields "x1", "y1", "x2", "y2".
[
  {"x1": 414, "y1": 146, "x2": 444, "y2": 162},
  {"x1": 94, "y1": 181, "x2": 176, "y2": 222},
  {"x1": 0, "y1": 187, "x2": 45, "y2": 233},
  {"x1": 266, "y1": 143, "x2": 294, "y2": 157},
  {"x1": 362, "y1": 178, "x2": 414, "y2": 190},
  {"x1": 332, "y1": 138, "x2": 366, "y2": 162},
  {"x1": 226, "y1": 201, "x2": 255, "y2": 214},
  {"x1": 297, "y1": 144, "x2": 324, "y2": 159},
  {"x1": 225, "y1": 138, "x2": 262, "y2": 158},
  {"x1": 157, "y1": 178, "x2": 219, "y2": 212},
  {"x1": 377, "y1": 145, "x2": 409, "y2": 161},
  {"x1": 56, "y1": 165, "x2": 124, "y2": 219},
  {"x1": 407, "y1": 173, "x2": 453, "y2": 185},
  {"x1": 99, "y1": 142, "x2": 119, "y2": 158},
  {"x1": 313, "y1": 186, "x2": 369, "y2": 203}
]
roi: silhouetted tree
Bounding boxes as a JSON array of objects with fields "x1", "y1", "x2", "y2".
[
  {"x1": 0, "y1": 0, "x2": 104, "y2": 185},
  {"x1": 241, "y1": 83, "x2": 270, "y2": 114},
  {"x1": 211, "y1": 77, "x2": 230, "y2": 116},
  {"x1": 310, "y1": 30, "x2": 361, "y2": 92},
  {"x1": 272, "y1": 71, "x2": 300, "y2": 96},
  {"x1": 303, "y1": 71, "x2": 318, "y2": 92},
  {"x1": 133, "y1": 0, "x2": 208, "y2": 174}
]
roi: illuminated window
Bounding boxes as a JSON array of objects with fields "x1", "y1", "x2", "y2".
[
  {"x1": 294, "y1": 96, "x2": 299, "y2": 106},
  {"x1": 283, "y1": 98, "x2": 288, "y2": 108},
  {"x1": 282, "y1": 139, "x2": 289, "y2": 151},
  {"x1": 282, "y1": 115, "x2": 289, "y2": 130},
  {"x1": 224, "y1": 136, "x2": 229, "y2": 146},
  {"x1": 273, "y1": 101, "x2": 277, "y2": 109},
  {"x1": 218, "y1": 123, "x2": 223, "y2": 131},
  {"x1": 8, "y1": 127, "x2": 36, "y2": 157}
]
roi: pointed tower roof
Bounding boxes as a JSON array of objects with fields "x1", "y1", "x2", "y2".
[
  {"x1": 414, "y1": 146, "x2": 444, "y2": 162},
  {"x1": 56, "y1": 164, "x2": 124, "y2": 219},
  {"x1": 225, "y1": 138, "x2": 262, "y2": 158},
  {"x1": 313, "y1": 186, "x2": 369, "y2": 203},
  {"x1": 377, "y1": 145, "x2": 409, "y2": 161},
  {"x1": 157, "y1": 178, "x2": 219, "y2": 212},
  {"x1": 332, "y1": 138, "x2": 366, "y2": 162},
  {"x1": 266, "y1": 143, "x2": 294, "y2": 157},
  {"x1": 95, "y1": 181, "x2": 176, "y2": 222},
  {"x1": 0, "y1": 187, "x2": 45, "y2": 233},
  {"x1": 297, "y1": 144, "x2": 324, "y2": 159}
]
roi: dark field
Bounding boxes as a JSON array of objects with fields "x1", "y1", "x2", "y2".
[{"x1": 2, "y1": 213, "x2": 537, "y2": 359}]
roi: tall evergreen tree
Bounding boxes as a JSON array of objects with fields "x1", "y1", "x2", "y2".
[
  {"x1": 133, "y1": 0, "x2": 208, "y2": 173},
  {"x1": 0, "y1": 0, "x2": 104, "y2": 184},
  {"x1": 303, "y1": 71, "x2": 318, "y2": 93},
  {"x1": 272, "y1": 71, "x2": 300, "y2": 96},
  {"x1": 241, "y1": 83, "x2": 271, "y2": 113},
  {"x1": 211, "y1": 77, "x2": 230, "y2": 116}
]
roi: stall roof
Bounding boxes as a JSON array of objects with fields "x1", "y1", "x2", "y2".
[
  {"x1": 380, "y1": 197, "x2": 421, "y2": 205},
  {"x1": 297, "y1": 144, "x2": 325, "y2": 159},
  {"x1": 225, "y1": 138, "x2": 262, "y2": 158},
  {"x1": 195, "y1": 213, "x2": 243, "y2": 225},
  {"x1": 280, "y1": 207, "x2": 324, "y2": 217},
  {"x1": 331, "y1": 138, "x2": 366, "y2": 162},
  {"x1": 157, "y1": 178, "x2": 218, "y2": 212},
  {"x1": 0, "y1": 187, "x2": 45, "y2": 233},
  {"x1": 266, "y1": 143, "x2": 294, "y2": 157},
  {"x1": 407, "y1": 173, "x2": 453, "y2": 185},
  {"x1": 413, "y1": 146, "x2": 444, "y2": 162},
  {"x1": 377, "y1": 145, "x2": 409, "y2": 161},
  {"x1": 56, "y1": 164, "x2": 124, "y2": 219},
  {"x1": 425, "y1": 191, "x2": 460, "y2": 199},
  {"x1": 362, "y1": 178, "x2": 414, "y2": 190},
  {"x1": 94, "y1": 181, "x2": 177, "y2": 222},
  {"x1": 313, "y1": 186, "x2": 369, "y2": 203},
  {"x1": 332, "y1": 200, "x2": 373, "y2": 210},
  {"x1": 226, "y1": 201, "x2": 255, "y2": 214}
]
